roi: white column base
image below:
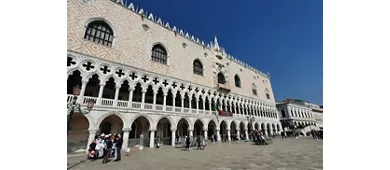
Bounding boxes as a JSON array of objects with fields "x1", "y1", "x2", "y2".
[
  {"x1": 171, "y1": 130, "x2": 176, "y2": 146},
  {"x1": 149, "y1": 131, "x2": 155, "y2": 148}
]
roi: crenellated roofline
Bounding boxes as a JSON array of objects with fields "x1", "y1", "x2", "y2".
[{"x1": 108, "y1": 0, "x2": 271, "y2": 79}]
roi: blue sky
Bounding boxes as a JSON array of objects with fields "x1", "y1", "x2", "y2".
[{"x1": 125, "y1": 0, "x2": 323, "y2": 105}]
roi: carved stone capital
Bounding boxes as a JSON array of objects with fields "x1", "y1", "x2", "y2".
[{"x1": 122, "y1": 128, "x2": 131, "y2": 132}]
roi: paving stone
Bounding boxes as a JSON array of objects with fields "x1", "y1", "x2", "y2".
[{"x1": 67, "y1": 137, "x2": 322, "y2": 170}]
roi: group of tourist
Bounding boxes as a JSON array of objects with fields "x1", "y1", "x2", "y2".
[
  {"x1": 280, "y1": 130, "x2": 323, "y2": 139},
  {"x1": 281, "y1": 131, "x2": 298, "y2": 138},
  {"x1": 178, "y1": 136, "x2": 207, "y2": 151},
  {"x1": 87, "y1": 133, "x2": 123, "y2": 164},
  {"x1": 310, "y1": 130, "x2": 323, "y2": 139},
  {"x1": 249, "y1": 130, "x2": 269, "y2": 145}
]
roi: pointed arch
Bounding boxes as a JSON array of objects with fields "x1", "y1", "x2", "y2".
[
  {"x1": 155, "y1": 115, "x2": 174, "y2": 130},
  {"x1": 94, "y1": 112, "x2": 128, "y2": 130},
  {"x1": 175, "y1": 117, "x2": 193, "y2": 130},
  {"x1": 84, "y1": 18, "x2": 115, "y2": 47},
  {"x1": 234, "y1": 74, "x2": 241, "y2": 88},
  {"x1": 128, "y1": 114, "x2": 154, "y2": 131},
  {"x1": 151, "y1": 43, "x2": 168, "y2": 65},
  {"x1": 217, "y1": 72, "x2": 226, "y2": 84},
  {"x1": 193, "y1": 59, "x2": 203, "y2": 76}
]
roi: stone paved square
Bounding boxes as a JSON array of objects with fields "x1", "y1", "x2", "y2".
[{"x1": 67, "y1": 137, "x2": 322, "y2": 170}]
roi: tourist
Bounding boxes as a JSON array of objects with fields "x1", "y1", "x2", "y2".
[
  {"x1": 102, "y1": 135, "x2": 113, "y2": 164},
  {"x1": 201, "y1": 138, "x2": 206, "y2": 150},
  {"x1": 114, "y1": 134, "x2": 123, "y2": 162},
  {"x1": 196, "y1": 136, "x2": 201, "y2": 150},
  {"x1": 88, "y1": 140, "x2": 97, "y2": 160},
  {"x1": 185, "y1": 136, "x2": 190, "y2": 151}
]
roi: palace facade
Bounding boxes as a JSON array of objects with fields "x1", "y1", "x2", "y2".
[{"x1": 67, "y1": 0, "x2": 281, "y2": 152}]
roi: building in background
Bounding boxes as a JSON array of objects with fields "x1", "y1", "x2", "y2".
[
  {"x1": 276, "y1": 99, "x2": 323, "y2": 130},
  {"x1": 67, "y1": 0, "x2": 281, "y2": 153}
]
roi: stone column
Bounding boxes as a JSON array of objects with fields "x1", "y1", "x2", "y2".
[
  {"x1": 189, "y1": 130, "x2": 193, "y2": 137},
  {"x1": 141, "y1": 89, "x2": 146, "y2": 108},
  {"x1": 86, "y1": 129, "x2": 97, "y2": 152},
  {"x1": 127, "y1": 87, "x2": 134, "y2": 108},
  {"x1": 189, "y1": 97, "x2": 192, "y2": 111},
  {"x1": 122, "y1": 128, "x2": 131, "y2": 150},
  {"x1": 163, "y1": 93, "x2": 167, "y2": 110},
  {"x1": 238, "y1": 104, "x2": 242, "y2": 115},
  {"x1": 234, "y1": 103, "x2": 237, "y2": 114},
  {"x1": 114, "y1": 85, "x2": 121, "y2": 106},
  {"x1": 236, "y1": 129, "x2": 240, "y2": 141},
  {"x1": 229, "y1": 103, "x2": 233, "y2": 114},
  {"x1": 172, "y1": 96, "x2": 176, "y2": 111},
  {"x1": 208, "y1": 102, "x2": 212, "y2": 114},
  {"x1": 216, "y1": 130, "x2": 221, "y2": 142},
  {"x1": 224, "y1": 101, "x2": 228, "y2": 112},
  {"x1": 202, "y1": 97, "x2": 206, "y2": 113},
  {"x1": 227, "y1": 130, "x2": 231, "y2": 142},
  {"x1": 264, "y1": 129, "x2": 268, "y2": 138},
  {"x1": 152, "y1": 91, "x2": 157, "y2": 109},
  {"x1": 245, "y1": 129, "x2": 249, "y2": 141},
  {"x1": 97, "y1": 83, "x2": 105, "y2": 105},
  {"x1": 77, "y1": 80, "x2": 88, "y2": 103},
  {"x1": 171, "y1": 129, "x2": 176, "y2": 146},
  {"x1": 195, "y1": 98, "x2": 199, "y2": 114},
  {"x1": 181, "y1": 96, "x2": 184, "y2": 112},
  {"x1": 204, "y1": 130, "x2": 208, "y2": 140},
  {"x1": 149, "y1": 130, "x2": 155, "y2": 148}
]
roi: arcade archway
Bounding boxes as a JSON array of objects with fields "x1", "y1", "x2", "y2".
[
  {"x1": 207, "y1": 120, "x2": 217, "y2": 141},
  {"x1": 67, "y1": 112, "x2": 90, "y2": 152},
  {"x1": 129, "y1": 116, "x2": 151, "y2": 147},
  {"x1": 177, "y1": 118, "x2": 190, "y2": 137},
  {"x1": 194, "y1": 119, "x2": 204, "y2": 137},
  {"x1": 156, "y1": 117, "x2": 172, "y2": 145}
]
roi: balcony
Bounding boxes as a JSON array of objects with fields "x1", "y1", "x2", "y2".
[
  {"x1": 67, "y1": 94, "x2": 271, "y2": 119},
  {"x1": 217, "y1": 83, "x2": 231, "y2": 91}
]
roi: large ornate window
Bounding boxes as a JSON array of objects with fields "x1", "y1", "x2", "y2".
[
  {"x1": 217, "y1": 72, "x2": 226, "y2": 84},
  {"x1": 265, "y1": 88, "x2": 270, "y2": 99},
  {"x1": 151, "y1": 44, "x2": 168, "y2": 64},
  {"x1": 252, "y1": 83, "x2": 257, "y2": 95},
  {"x1": 84, "y1": 20, "x2": 114, "y2": 47},
  {"x1": 234, "y1": 74, "x2": 241, "y2": 88},
  {"x1": 193, "y1": 59, "x2": 203, "y2": 75}
]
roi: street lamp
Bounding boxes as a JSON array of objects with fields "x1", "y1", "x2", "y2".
[{"x1": 67, "y1": 85, "x2": 95, "y2": 135}]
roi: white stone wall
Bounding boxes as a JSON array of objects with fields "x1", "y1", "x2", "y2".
[
  {"x1": 312, "y1": 110, "x2": 323, "y2": 127},
  {"x1": 67, "y1": 0, "x2": 275, "y2": 102}
]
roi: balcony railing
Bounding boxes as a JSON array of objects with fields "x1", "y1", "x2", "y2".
[
  {"x1": 117, "y1": 101, "x2": 128, "y2": 108},
  {"x1": 166, "y1": 106, "x2": 173, "y2": 112},
  {"x1": 101, "y1": 99, "x2": 114, "y2": 106},
  {"x1": 82, "y1": 96, "x2": 97, "y2": 104},
  {"x1": 132, "y1": 102, "x2": 141, "y2": 108},
  {"x1": 144, "y1": 103, "x2": 153, "y2": 110},
  {"x1": 67, "y1": 95, "x2": 74, "y2": 103},
  {"x1": 156, "y1": 105, "x2": 163, "y2": 111},
  {"x1": 68, "y1": 95, "x2": 273, "y2": 118}
]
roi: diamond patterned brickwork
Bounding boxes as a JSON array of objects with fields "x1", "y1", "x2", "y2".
[{"x1": 67, "y1": 0, "x2": 276, "y2": 102}]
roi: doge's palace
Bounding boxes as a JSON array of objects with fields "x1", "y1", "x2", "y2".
[{"x1": 67, "y1": 0, "x2": 281, "y2": 152}]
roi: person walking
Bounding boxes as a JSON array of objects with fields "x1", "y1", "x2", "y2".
[
  {"x1": 185, "y1": 136, "x2": 190, "y2": 151},
  {"x1": 102, "y1": 136, "x2": 114, "y2": 164},
  {"x1": 196, "y1": 136, "x2": 201, "y2": 150},
  {"x1": 114, "y1": 134, "x2": 123, "y2": 162}
]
